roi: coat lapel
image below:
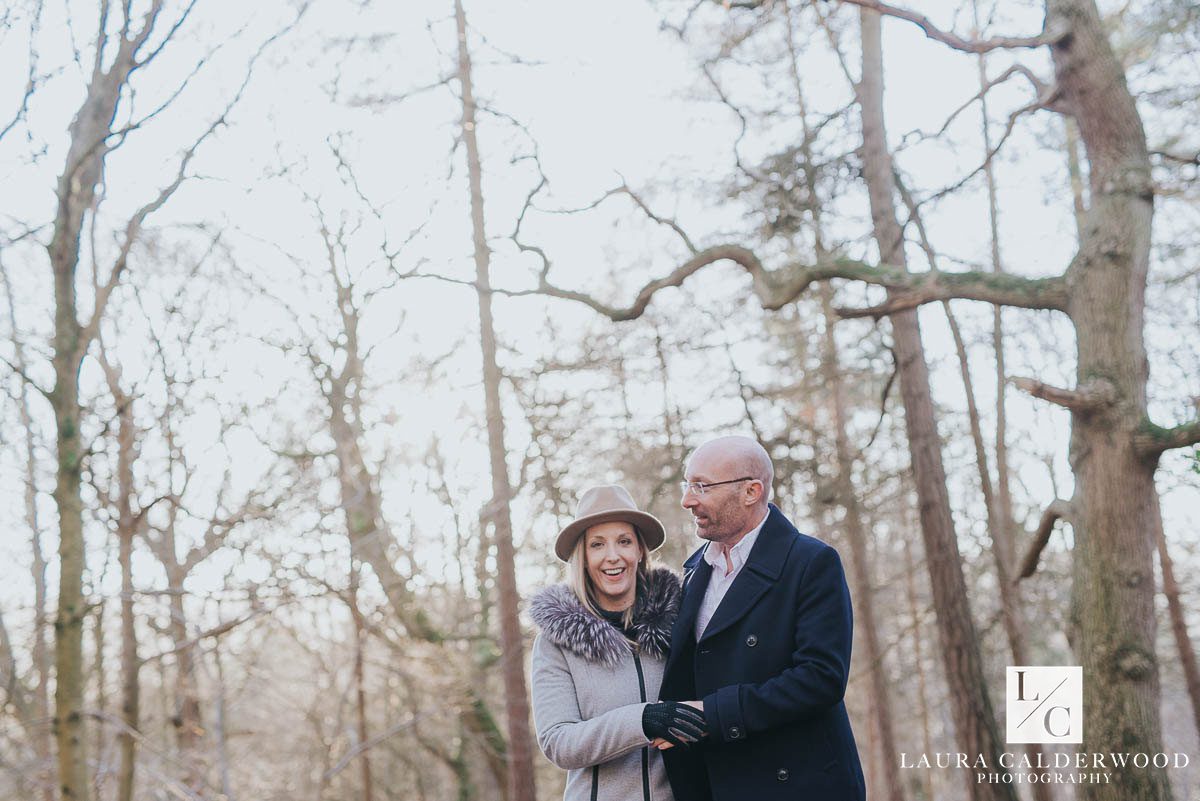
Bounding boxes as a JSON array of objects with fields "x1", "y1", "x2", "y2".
[
  {"x1": 697, "y1": 505, "x2": 793, "y2": 644},
  {"x1": 666, "y1": 547, "x2": 711, "y2": 675}
]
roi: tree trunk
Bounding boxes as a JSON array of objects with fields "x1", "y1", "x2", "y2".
[
  {"x1": 306, "y1": 234, "x2": 445, "y2": 646},
  {"x1": 941, "y1": 306, "x2": 1055, "y2": 800},
  {"x1": 101, "y1": 357, "x2": 140, "y2": 801},
  {"x1": 470, "y1": 504, "x2": 509, "y2": 801},
  {"x1": 971, "y1": 34, "x2": 1056, "y2": 798},
  {"x1": 976, "y1": 42, "x2": 1019, "y2": 607},
  {"x1": 167, "y1": 572, "x2": 204, "y2": 793},
  {"x1": 212, "y1": 639, "x2": 235, "y2": 801},
  {"x1": 1065, "y1": 117, "x2": 1089, "y2": 242},
  {"x1": 51, "y1": 225, "x2": 92, "y2": 801},
  {"x1": 349, "y1": 562, "x2": 375, "y2": 801},
  {"x1": 453, "y1": 3, "x2": 538, "y2": 801},
  {"x1": 943, "y1": 308, "x2": 1031, "y2": 654},
  {"x1": 820, "y1": 287, "x2": 905, "y2": 801},
  {"x1": 857, "y1": 10, "x2": 1014, "y2": 800},
  {"x1": 46, "y1": 12, "x2": 156, "y2": 799},
  {"x1": 91, "y1": 601, "x2": 106, "y2": 799},
  {"x1": 326, "y1": 377, "x2": 441, "y2": 643},
  {"x1": 903, "y1": 539, "x2": 936, "y2": 801},
  {"x1": 1046, "y1": 2, "x2": 1169, "y2": 798},
  {"x1": 783, "y1": 11, "x2": 904, "y2": 796},
  {"x1": 1153, "y1": 507, "x2": 1200, "y2": 749}
]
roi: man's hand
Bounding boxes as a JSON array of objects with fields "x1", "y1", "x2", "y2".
[
  {"x1": 683, "y1": 700, "x2": 703, "y2": 712},
  {"x1": 642, "y1": 701, "x2": 707, "y2": 748}
]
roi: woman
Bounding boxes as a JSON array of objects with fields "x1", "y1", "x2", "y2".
[{"x1": 530, "y1": 485, "x2": 705, "y2": 801}]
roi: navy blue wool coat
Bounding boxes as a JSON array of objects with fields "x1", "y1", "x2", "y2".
[{"x1": 659, "y1": 504, "x2": 866, "y2": 801}]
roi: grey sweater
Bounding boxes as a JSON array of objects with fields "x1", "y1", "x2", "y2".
[{"x1": 529, "y1": 567, "x2": 682, "y2": 801}]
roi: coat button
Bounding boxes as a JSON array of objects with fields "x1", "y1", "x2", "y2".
[
  {"x1": 746, "y1": 634, "x2": 758, "y2": 647},
  {"x1": 776, "y1": 768, "x2": 789, "y2": 782},
  {"x1": 729, "y1": 726, "x2": 742, "y2": 739}
]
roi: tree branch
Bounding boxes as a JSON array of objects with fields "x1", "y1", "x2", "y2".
[
  {"x1": 0, "y1": 0, "x2": 44, "y2": 145},
  {"x1": 1017, "y1": 499, "x2": 1073, "y2": 579},
  {"x1": 1010, "y1": 376, "x2": 1117, "y2": 413},
  {"x1": 835, "y1": 269, "x2": 1069, "y2": 317},
  {"x1": 1150, "y1": 149, "x2": 1200, "y2": 166},
  {"x1": 900, "y1": 63, "x2": 1052, "y2": 149},
  {"x1": 131, "y1": 0, "x2": 197, "y2": 71},
  {"x1": 0, "y1": 354, "x2": 53, "y2": 403},
  {"x1": 909, "y1": 84, "x2": 1062, "y2": 210},
  {"x1": 323, "y1": 712, "x2": 434, "y2": 781},
  {"x1": 839, "y1": 0, "x2": 1067, "y2": 54},
  {"x1": 1135, "y1": 418, "x2": 1200, "y2": 458},
  {"x1": 139, "y1": 609, "x2": 263, "y2": 664},
  {"x1": 502, "y1": 247, "x2": 1070, "y2": 320},
  {"x1": 610, "y1": 182, "x2": 698, "y2": 254}
]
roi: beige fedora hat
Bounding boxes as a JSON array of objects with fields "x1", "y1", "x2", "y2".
[{"x1": 554, "y1": 485, "x2": 666, "y2": 562}]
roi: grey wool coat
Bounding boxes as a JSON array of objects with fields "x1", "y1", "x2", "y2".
[{"x1": 529, "y1": 566, "x2": 682, "y2": 801}]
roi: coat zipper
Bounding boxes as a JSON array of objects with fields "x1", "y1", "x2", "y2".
[{"x1": 633, "y1": 649, "x2": 650, "y2": 801}]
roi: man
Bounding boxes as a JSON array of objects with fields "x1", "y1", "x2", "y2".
[{"x1": 659, "y1": 436, "x2": 866, "y2": 801}]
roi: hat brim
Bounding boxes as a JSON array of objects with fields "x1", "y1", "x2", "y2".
[{"x1": 554, "y1": 509, "x2": 666, "y2": 562}]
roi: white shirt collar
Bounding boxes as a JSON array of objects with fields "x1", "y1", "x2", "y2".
[{"x1": 702, "y1": 509, "x2": 770, "y2": 574}]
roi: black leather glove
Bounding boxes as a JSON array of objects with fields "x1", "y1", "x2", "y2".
[{"x1": 641, "y1": 701, "x2": 707, "y2": 747}]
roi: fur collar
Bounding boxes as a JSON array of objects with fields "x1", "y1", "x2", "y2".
[{"x1": 529, "y1": 566, "x2": 681, "y2": 667}]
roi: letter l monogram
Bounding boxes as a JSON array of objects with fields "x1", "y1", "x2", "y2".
[{"x1": 1016, "y1": 670, "x2": 1040, "y2": 702}]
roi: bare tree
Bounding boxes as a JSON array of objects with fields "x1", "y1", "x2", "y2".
[
  {"x1": 46, "y1": 6, "x2": 198, "y2": 796},
  {"x1": 26, "y1": 4, "x2": 303, "y2": 797},
  {"x1": 781, "y1": 10, "x2": 906, "y2": 795},
  {"x1": 857, "y1": 11, "x2": 1013, "y2": 798},
  {"x1": 893, "y1": 94, "x2": 1056, "y2": 796},
  {"x1": 453, "y1": 3, "x2": 537, "y2": 800},
  {"x1": 94, "y1": 338, "x2": 141, "y2": 801},
  {"x1": 88, "y1": 270, "x2": 292, "y2": 799},
  {"x1": 348, "y1": 560, "x2": 375, "y2": 801},
  {"x1": 820, "y1": 285, "x2": 907, "y2": 801},
  {"x1": 307, "y1": 215, "x2": 443, "y2": 645}
]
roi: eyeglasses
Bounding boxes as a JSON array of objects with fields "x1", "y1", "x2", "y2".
[{"x1": 679, "y1": 477, "x2": 758, "y2": 496}]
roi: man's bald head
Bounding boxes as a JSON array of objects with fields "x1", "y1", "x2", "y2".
[
  {"x1": 682, "y1": 436, "x2": 773, "y2": 544},
  {"x1": 682, "y1": 437, "x2": 774, "y2": 550},
  {"x1": 688, "y1": 436, "x2": 774, "y2": 502}
]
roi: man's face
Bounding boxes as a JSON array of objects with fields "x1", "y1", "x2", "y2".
[{"x1": 681, "y1": 447, "x2": 755, "y2": 544}]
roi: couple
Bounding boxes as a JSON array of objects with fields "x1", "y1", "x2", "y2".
[{"x1": 529, "y1": 436, "x2": 866, "y2": 801}]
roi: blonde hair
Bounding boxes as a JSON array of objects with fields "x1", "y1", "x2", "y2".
[{"x1": 567, "y1": 525, "x2": 652, "y2": 632}]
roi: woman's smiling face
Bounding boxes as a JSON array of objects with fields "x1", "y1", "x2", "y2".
[{"x1": 584, "y1": 521, "x2": 642, "y2": 611}]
